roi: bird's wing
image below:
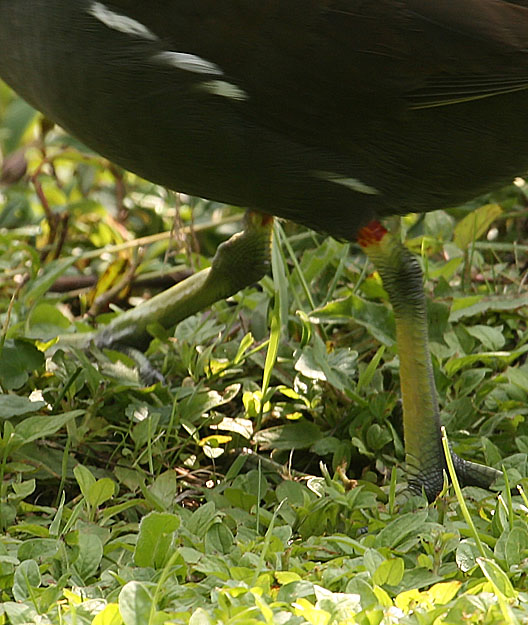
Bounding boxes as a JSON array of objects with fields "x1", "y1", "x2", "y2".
[
  {"x1": 402, "y1": 0, "x2": 528, "y2": 108},
  {"x1": 104, "y1": 0, "x2": 528, "y2": 139}
]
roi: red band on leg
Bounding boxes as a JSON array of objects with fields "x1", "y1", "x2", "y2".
[{"x1": 357, "y1": 220, "x2": 388, "y2": 248}]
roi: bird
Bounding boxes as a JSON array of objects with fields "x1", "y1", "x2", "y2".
[{"x1": 0, "y1": 0, "x2": 526, "y2": 501}]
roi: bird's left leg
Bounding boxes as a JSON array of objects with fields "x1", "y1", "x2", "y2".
[
  {"x1": 358, "y1": 220, "x2": 502, "y2": 501},
  {"x1": 57, "y1": 211, "x2": 273, "y2": 352}
]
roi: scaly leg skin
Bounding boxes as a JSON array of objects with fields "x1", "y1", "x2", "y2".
[
  {"x1": 358, "y1": 220, "x2": 502, "y2": 501},
  {"x1": 56, "y1": 211, "x2": 273, "y2": 352}
]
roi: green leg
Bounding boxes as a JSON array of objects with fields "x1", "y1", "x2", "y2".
[
  {"x1": 358, "y1": 221, "x2": 501, "y2": 501},
  {"x1": 58, "y1": 212, "x2": 273, "y2": 351}
]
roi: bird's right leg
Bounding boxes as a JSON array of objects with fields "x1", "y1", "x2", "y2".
[{"x1": 358, "y1": 220, "x2": 502, "y2": 501}]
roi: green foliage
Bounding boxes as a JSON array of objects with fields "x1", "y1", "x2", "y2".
[{"x1": 0, "y1": 84, "x2": 527, "y2": 623}]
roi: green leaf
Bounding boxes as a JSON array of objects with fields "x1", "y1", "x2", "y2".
[
  {"x1": 426, "y1": 581, "x2": 462, "y2": 605},
  {"x1": 134, "y1": 512, "x2": 180, "y2": 568},
  {"x1": 465, "y1": 324, "x2": 505, "y2": 351},
  {"x1": 0, "y1": 394, "x2": 45, "y2": 419},
  {"x1": 372, "y1": 557, "x2": 404, "y2": 587},
  {"x1": 0, "y1": 340, "x2": 45, "y2": 390},
  {"x1": 205, "y1": 523, "x2": 234, "y2": 554},
  {"x1": 357, "y1": 345, "x2": 385, "y2": 392},
  {"x1": 27, "y1": 302, "x2": 72, "y2": 340},
  {"x1": 12, "y1": 559, "x2": 41, "y2": 601},
  {"x1": 277, "y1": 580, "x2": 316, "y2": 604},
  {"x1": 3, "y1": 602, "x2": 40, "y2": 625},
  {"x1": 118, "y1": 581, "x2": 156, "y2": 625},
  {"x1": 366, "y1": 423, "x2": 393, "y2": 450},
  {"x1": 450, "y1": 294, "x2": 528, "y2": 321},
  {"x1": 445, "y1": 346, "x2": 528, "y2": 376},
  {"x1": 477, "y1": 557, "x2": 516, "y2": 599},
  {"x1": 13, "y1": 410, "x2": 82, "y2": 446},
  {"x1": 74, "y1": 533, "x2": 103, "y2": 580},
  {"x1": 363, "y1": 548, "x2": 385, "y2": 576},
  {"x1": 11, "y1": 479, "x2": 35, "y2": 499},
  {"x1": 453, "y1": 203, "x2": 502, "y2": 249},
  {"x1": 294, "y1": 337, "x2": 357, "y2": 392},
  {"x1": 310, "y1": 294, "x2": 395, "y2": 346},
  {"x1": 254, "y1": 421, "x2": 322, "y2": 450},
  {"x1": 313, "y1": 585, "x2": 362, "y2": 619},
  {"x1": 233, "y1": 332, "x2": 255, "y2": 365},
  {"x1": 189, "y1": 608, "x2": 213, "y2": 625},
  {"x1": 346, "y1": 577, "x2": 378, "y2": 609},
  {"x1": 92, "y1": 603, "x2": 122, "y2": 625},
  {"x1": 494, "y1": 522, "x2": 528, "y2": 567},
  {"x1": 186, "y1": 501, "x2": 217, "y2": 538},
  {"x1": 504, "y1": 526, "x2": 528, "y2": 567},
  {"x1": 88, "y1": 477, "x2": 116, "y2": 508},
  {"x1": 262, "y1": 289, "x2": 281, "y2": 397},
  {"x1": 224, "y1": 487, "x2": 257, "y2": 511},
  {"x1": 374, "y1": 510, "x2": 429, "y2": 548},
  {"x1": 74, "y1": 464, "x2": 97, "y2": 502},
  {"x1": 276, "y1": 480, "x2": 309, "y2": 507},
  {"x1": 428, "y1": 256, "x2": 463, "y2": 281},
  {"x1": 2, "y1": 97, "x2": 38, "y2": 153},
  {"x1": 24, "y1": 257, "x2": 77, "y2": 307},
  {"x1": 17, "y1": 538, "x2": 59, "y2": 562},
  {"x1": 148, "y1": 471, "x2": 177, "y2": 508},
  {"x1": 508, "y1": 367, "x2": 528, "y2": 393}
]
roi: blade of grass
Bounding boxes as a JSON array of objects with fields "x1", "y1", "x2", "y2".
[{"x1": 441, "y1": 426, "x2": 487, "y2": 558}]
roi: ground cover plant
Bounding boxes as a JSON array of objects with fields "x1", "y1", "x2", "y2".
[{"x1": 1, "y1": 83, "x2": 528, "y2": 624}]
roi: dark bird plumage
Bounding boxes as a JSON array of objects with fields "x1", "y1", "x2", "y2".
[{"x1": 2, "y1": 1, "x2": 528, "y2": 237}]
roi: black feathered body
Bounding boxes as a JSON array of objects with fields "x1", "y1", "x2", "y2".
[{"x1": 1, "y1": 1, "x2": 528, "y2": 238}]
